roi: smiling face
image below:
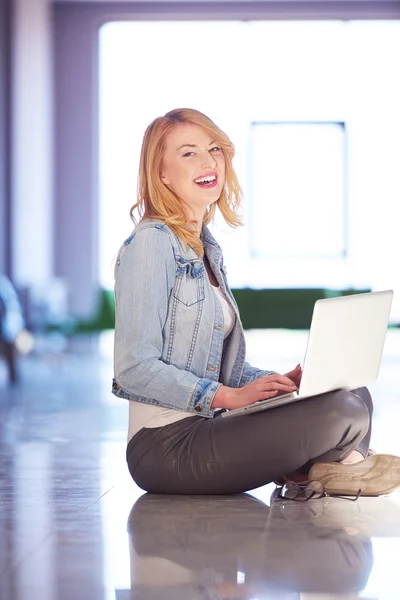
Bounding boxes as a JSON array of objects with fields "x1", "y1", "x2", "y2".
[{"x1": 160, "y1": 123, "x2": 226, "y2": 221}]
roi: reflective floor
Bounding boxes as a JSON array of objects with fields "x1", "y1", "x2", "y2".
[{"x1": 1, "y1": 329, "x2": 400, "y2": 600}]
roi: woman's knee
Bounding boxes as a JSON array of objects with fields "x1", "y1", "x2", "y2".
[
  {"x1": 350, "y1": 386, "x2": 373, "y2": 418},
  {"x1": 326, "y1": 389, "x2": 370, "y2": 435}
]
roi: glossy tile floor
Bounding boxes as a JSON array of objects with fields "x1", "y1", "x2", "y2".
[{"x1": 1, "y1": 329, "x2": 400, "y2": 600}]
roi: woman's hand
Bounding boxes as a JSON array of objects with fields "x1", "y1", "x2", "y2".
[
  {"x1": 212, "y1": 373, "x2": 298, "y2": 410},
  {"x1": 283, "y1": 364, "x2": 303, "y2": 389}
]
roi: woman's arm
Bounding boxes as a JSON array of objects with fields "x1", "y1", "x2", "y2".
[{"x1": 114, "y1": 227, "x2": 221, "y2": 417}]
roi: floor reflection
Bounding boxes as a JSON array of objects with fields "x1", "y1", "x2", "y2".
[
  {"x1": 0, "y1": 330, "x2": 400, "y2": 600},
  {"x1": 126, "y1": 493, "x2": 376, "y2": 599}
]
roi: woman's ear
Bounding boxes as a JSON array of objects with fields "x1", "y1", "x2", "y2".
[{"x1": 160, "y1": 172, "x2": 170, "y2": 185}]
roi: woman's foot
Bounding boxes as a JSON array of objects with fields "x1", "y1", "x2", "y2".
[
  {"x1": 340, "y1": 449, "x2": 364, "y2": 464},
  {"x1": 308, "y1": 454, "x2": 400, "y2": 496},
  {"x1": 275, "y1": 449, "x2": 378, "y2": 488},
  {"x1": 274, "y1": 471, "x2": 309, "y2": 486}
]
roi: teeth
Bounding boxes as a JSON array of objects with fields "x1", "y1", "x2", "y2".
[{"x1": 195, "y1": 175, "x2": 216, "y2": 184}]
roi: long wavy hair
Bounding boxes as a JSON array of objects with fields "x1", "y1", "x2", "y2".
[{"x1": 130, "y1": 108, "x2": 243, "y2": 257}]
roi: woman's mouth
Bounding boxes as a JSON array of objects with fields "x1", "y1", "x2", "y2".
[{"x1": 194, "y1": 174, "x2": 218, "y2": 189}]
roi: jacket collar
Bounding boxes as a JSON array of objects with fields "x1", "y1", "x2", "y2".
[
  {"x1": 134, "y1": 217, "x2": 222, "y2": 261},
  {"x1": 201, "y1": 221, "x2": 220, "y2": 249}
]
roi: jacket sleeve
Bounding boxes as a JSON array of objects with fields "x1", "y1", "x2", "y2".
[
  {"x1": 238, "y1": 362, "x2": 276, "y2": 387},
  {"x1": 113, "y1": 227, "x2": 221, "y2": 417}
]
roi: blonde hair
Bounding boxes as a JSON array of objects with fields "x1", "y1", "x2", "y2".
[{"x1": 130, "y1": 108, "x2": 243, "y2": 257}]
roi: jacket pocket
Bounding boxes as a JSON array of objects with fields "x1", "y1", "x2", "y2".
[{"x1": 173, "y1": 259, "x2": 205, "y2": 307}]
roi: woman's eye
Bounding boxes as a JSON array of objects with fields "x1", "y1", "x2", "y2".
[{"x1": 183, "y1": 147, "x2": 221, "y2": 157}]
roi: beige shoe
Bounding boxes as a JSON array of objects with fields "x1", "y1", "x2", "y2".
[{"x1": 309, "y1": 454, "x2": 400, "y2": 497}]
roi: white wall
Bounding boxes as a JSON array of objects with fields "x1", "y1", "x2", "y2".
[{"x1": 11, "y1": 0, "x2": 53, "y2": 285}]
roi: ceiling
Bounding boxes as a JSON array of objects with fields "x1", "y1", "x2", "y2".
[{"x1": 52, "y1": 0, "x2": 400, "y2": 3}]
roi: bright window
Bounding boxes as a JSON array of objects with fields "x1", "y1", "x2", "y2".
[
  {"x1": 250, "y1": 121, "x2": 346, "y2": 258},
  {"x1": 99, "y1": 20, "x2": 400, "y2": 320}
]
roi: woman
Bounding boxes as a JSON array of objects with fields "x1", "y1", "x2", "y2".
[{"x1": 112, "y1": 108, "x2": 400, "y2": 495}]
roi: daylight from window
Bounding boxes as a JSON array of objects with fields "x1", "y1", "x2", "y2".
[{"x1": 99, "y1": 20, "x2": 400, "y2": 320}]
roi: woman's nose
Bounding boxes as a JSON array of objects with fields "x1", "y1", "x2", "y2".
[{"x1": 200, "y1": 151, "x2": 217, "y2": 170}]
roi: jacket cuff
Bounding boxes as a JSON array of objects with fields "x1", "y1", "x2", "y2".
[{"x1": 189, "y1": 379, "x2": 222, "y2": 418}]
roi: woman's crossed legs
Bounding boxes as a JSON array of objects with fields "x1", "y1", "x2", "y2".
[{"x1": 127, "y1": 387, "x2": 372, "y2": 495}]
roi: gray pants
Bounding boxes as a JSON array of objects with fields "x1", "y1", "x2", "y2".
[{"x1": 126, "y1": 387, "x2": 372, "y2": 495}]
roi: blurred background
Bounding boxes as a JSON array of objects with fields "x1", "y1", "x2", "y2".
[
  {"x1": 1, "y1": 0, "x2": 400, "y2": 386},
  {"x1": 1, "y1": 3, "x2": 400, "y2": 600}
]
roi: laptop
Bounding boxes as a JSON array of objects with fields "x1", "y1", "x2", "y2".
[{"x1": 221, "y1": 290, "x2": 393, "y2": 419}]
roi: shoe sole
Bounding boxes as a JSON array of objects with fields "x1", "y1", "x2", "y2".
[{"x1": 308, "y1": 454, "x2": 400, "y2": 496}]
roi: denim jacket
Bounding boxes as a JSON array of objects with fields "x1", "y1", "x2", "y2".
[{"x1": 112, "y1": 218, "x2": 274, "y2": 417}]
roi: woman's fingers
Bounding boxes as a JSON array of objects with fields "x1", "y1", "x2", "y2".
[
  {"x1": 260, "y1": 390, "x2": 279, "y2": 399},
  {"x1": 259, "y1": 381, "x2": 297, "y2": 392},
  {"x1": 261, "y1": 374, "x2": 298, "y2": 388},
  {"x1": 284, "y1": 364, "x2": 302, "y2": 378}
]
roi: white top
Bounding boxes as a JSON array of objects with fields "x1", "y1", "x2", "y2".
[{"x1": 127, "y1": 284, "x2": 236, "y2": 442}]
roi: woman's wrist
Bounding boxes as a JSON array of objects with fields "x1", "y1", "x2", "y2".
[{"x1": 211, "y1": 385, "x2": 236, "y2": 409}]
